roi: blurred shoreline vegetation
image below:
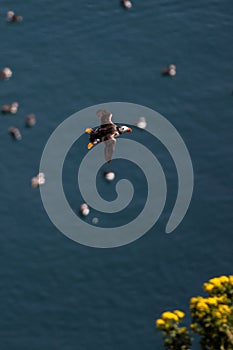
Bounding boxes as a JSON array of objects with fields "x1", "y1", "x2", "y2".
[{"x1": 156, "y1": 275, "x2": 233, "y2": 350}]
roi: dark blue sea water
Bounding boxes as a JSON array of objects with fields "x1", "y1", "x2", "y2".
[{"x1": 0, "y1": 0, "x2": 233, "y2": 349}]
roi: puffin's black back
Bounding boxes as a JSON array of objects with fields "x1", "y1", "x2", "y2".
[{"x1": 89, "y1": 124, "x2": 117, "y2": 142}]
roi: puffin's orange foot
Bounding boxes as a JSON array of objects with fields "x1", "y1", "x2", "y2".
[
  {"x1": 87, "y1": 142, "x2": 94, "y2": 150},
  {"x1": 85, "y1": 128, "x2": 93, "y2": 134}
]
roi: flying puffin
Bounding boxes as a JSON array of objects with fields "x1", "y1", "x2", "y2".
[{"x1": 85, "y1": 109, "x2": 132, "y2": 163}]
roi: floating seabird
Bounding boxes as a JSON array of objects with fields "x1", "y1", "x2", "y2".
[
  {"x1": 7, "y1": 11, "x2": 23, "y2": 22},
  {"x1": 25, "y1": 114, "x2": 36, "y2": 127},
  {"x1": 135, "y1": 117, "x2": 147, "y2": 129},
  {"x1": 31, "y1": 173, "x2": 45, "y2": 188},
  {"x1": 8, "y1": 127, "x2": 22, "y2": 140},
  {"x1": 1, "y1": 102, "x2": 19, "y2": 114},
  {"x1": 79, "y1": 203, "x2": 90, "y2": 216},
  {"x1": 104, "y1": 171, "x2": 115, "y2": 181},
  {"x1": 121, "y1": 0, "x2": 132, "y2": 9},
  {"x1": 0, "y1": 67, "x2": 13, "y2": 80},
  {"x1": 161, "y1": 64, "x2": 176, "y2": 77}
]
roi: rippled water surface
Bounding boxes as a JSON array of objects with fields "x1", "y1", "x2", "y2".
[{"x1": 0, "y1": 0, "x2": 233, "y2": 349}]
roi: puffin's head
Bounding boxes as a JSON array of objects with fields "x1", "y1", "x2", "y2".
[{"x1": 118, "y1": 126, "x2": 132, "y2": 134}]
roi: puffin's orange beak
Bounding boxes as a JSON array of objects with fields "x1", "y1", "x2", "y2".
[
  {"x1": 127, "y1": 128, "x2": 132, "y2": 132},
  {"x1": 87, "y1": 142, "x2": 94, "y2": 150},
  {"x1": 85, "y1": 128, "x2": 93, "y2": 134}
]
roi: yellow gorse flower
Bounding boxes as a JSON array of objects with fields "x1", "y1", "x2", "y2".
[
  {"x1": 204, "y1": 283, "x2": 214, "y2": 293},
  {"x1": 180, "y1": 327, "x2": 188, "y2": 333},
  {"x1": 161, "y1": 311, "x2": 179, "y2": 322},
  {"x1": 206, "y1": 275, "x2": 231, "y2": 290},
  {"x1": 208, "y1": 277, "x2": 222, "y2": 288},
  {"x1": 196, "y1": 301, "x2": 209, "y2": 312},
  {"x1": 219, "y1": 317, "x2": 228, "y2": 325},
  {"x1": 190, "y1": 296, "x2": 202, "y2": 307},
  {"x1": 213, "y1": 311, "x2": 222, "y2": 318},
  {"x1": 157, "y1": 274, "x2": 233, "y2": 343},
  {"x1": 173, "y1": 310, "x2": 185, "y2": 319},
  {"x1": 206, "y1": 297, "x2": 218, "y2": 306},
  {"x1": 156, "y1": 318, "x2": 166, "y2": 328},
  {"x1": 190, "y1": 323, "x2": 197, "y2": 330},
  {"x1": 218, "y1": 275, "x2": 229, "y2": 284},
  {"x1": 216, "y1": 295, "x2": 227, "y2": 303},
  {"x1": 218, "y1": 304, "x2": 231, "y2": 314}
]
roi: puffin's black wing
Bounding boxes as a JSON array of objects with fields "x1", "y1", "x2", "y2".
[
  {"x1": 96, "y1": 109, "x2": 113, "y2": 126},
  {"x1": 104, "y1": 137, "x2": 116, "y2": 163}
]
